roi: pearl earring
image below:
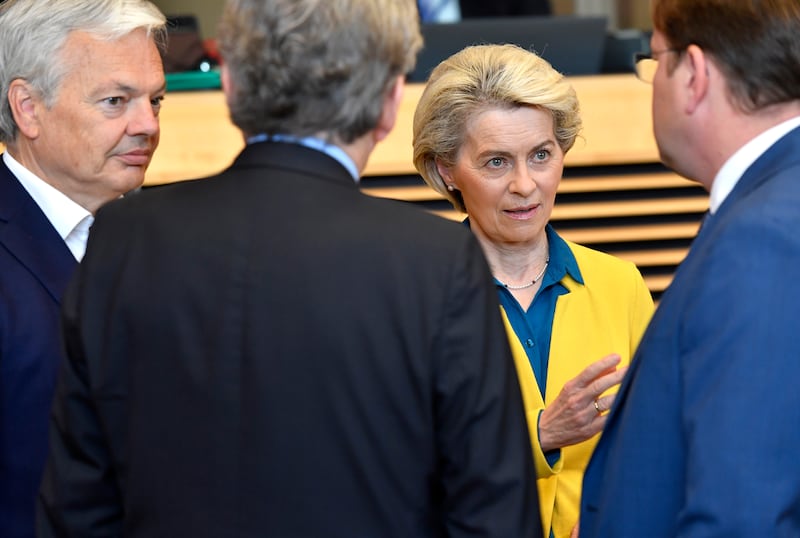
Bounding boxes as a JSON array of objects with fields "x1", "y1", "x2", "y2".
[{"x1": 446, "y1": 184, "x2": 455, "y2": 192}]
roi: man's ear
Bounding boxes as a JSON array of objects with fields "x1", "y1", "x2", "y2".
[
  {"x1": 374, "y1": 76, "x2": 404, "y2": 143},
  {"x1": 7, "y1": 79, "x2": 42, "y2": 139},
  {"x1": 683, "y1": 44, "x2": 710, "y2": 115}
]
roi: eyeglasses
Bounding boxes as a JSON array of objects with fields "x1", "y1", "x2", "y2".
[{"x1": 634, "y1": 48, "x2": 684, "y2": 83}]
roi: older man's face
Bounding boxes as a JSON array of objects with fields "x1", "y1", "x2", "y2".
[{"x1": 28, "y1": 28, "x2": 165, "y2": 211}]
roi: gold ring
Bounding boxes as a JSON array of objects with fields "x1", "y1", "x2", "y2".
[{"x1": 594, "y1": 400, "x2": 602, "y2": 414}]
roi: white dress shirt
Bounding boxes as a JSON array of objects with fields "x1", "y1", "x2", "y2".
[
  {"x1": 709, "y1": 115, "x2": 800, "y2": 214},
  {"x1": 3, "y1": 152, "x2": 93, "y2": 261}
]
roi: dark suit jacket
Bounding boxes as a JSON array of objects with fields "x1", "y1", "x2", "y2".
[
  {"x1": 580, "y1": 126, "x2": 800, "y2": 536},
  {"x1": 38, "y1": 142, "x2": 542, "y2": 538},
  {"x1": 0, "y1": 159, "x2": 77, "y2": 538},
  {"x1": 459, "y1": 0, "x2": 550, "y2": 17}
]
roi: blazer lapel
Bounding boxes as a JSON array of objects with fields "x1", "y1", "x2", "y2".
[
  {"x1": 602, "y1": 126, "x2": 800, "y2": 441},
  {"x1": 0, "y1": 160, "x2": 77, "y2": 303},
  {"x1": 713, "y1": 125, "x2": 800, "y2": 225}
]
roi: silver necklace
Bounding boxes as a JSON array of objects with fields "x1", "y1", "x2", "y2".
[{"x1": 497, "y1": 257, "x2": 550, "y2": 290}]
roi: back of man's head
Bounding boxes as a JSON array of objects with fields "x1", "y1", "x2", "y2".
[
  {"x1": 652, "y1": 0, "x2": 800, "y2": 113},
  {"x1": 0, "y1": 0, "x2": 166, "y2": 144},
  {"x1": 217, "y1": 0, "x2": 423, "y2": 145}
]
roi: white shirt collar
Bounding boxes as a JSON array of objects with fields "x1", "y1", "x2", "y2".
[
  {"x1": 709, "y1": 115, "x2": 800, "y2": 214},
  {"x1": 3, "y1": 151, "x2": 93, "y2": 261}
]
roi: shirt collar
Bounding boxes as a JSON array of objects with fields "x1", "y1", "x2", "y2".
[
  {"x1": 542, "y1": 224, "x2": 583, "y2": 287},
  {"x1": 3, "y1": 151, "x2": 91, "y2": 244},
  {"x1": 709, "y1": 115, "x2": 800, "y2": 214},
  {"x1": 246, "y1": 133, "x2": 360, "y2": 182}
]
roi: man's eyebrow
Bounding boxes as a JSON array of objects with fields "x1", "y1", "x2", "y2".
[{"x1": 94, "y1": 79, "x2": 167, "y2": 95}]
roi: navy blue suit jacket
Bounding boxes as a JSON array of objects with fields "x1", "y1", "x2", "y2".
[
  {"x1": 580, "y1": 126, "x2": 800, "y2": 536},
  {"x1": 0, "y1": 158, "x2": 76, "y2": 538}
]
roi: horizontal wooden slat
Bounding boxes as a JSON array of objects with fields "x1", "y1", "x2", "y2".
[
  {"x1": 553, "y1": 197, "x2": 708, "y2": 220},
  {"x1": 559, "y1": 222, "x2": 700, "y2": 244},
  {"x1": 425, "y1": 210, "x2": 703, "y2": 248},
  {"x1": 608, "y1": 247, "x2": 689, "y2": 267},
  {"x1": 429, "y1": 209, "x2": 464, "y2": 221},
  {"x1": 558, "y1": 173, "x2": 696, "y2": 193},
  {"x1": 643, "y1": 274, "x2": 674, "y2": 293},
  {"x1": 361, "y1": 184, "x2": 441, "y2": 202}
]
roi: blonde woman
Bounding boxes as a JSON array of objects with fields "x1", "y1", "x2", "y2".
[{"x1": 413, "y1": 44, "x2": 654, "y2": 538}]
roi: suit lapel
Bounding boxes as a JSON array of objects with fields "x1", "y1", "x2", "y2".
[
  {"x1": 594, "y1": 332, "x2": 641, "y2": 439},
  {"x1": 0, "y1": 160, "x2": 77, "y2": 303},
  {"x1": 597, "y1": 125, "x2": 800, "y2": 455},
  {"x1": 713, "y1": 125, "x2": 800, "y2": 226}
]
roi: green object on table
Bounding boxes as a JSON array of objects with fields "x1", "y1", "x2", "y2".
[{"x1": 165, "y1": 69, "x2": 221, "y2": 91}]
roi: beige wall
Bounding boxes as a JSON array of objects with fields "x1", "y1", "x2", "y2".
[
  {"x1": 618, "y1": 0, "x2": 652, "y2": 30},
  {"x1": 555, "y1": 0, "x2": 651, "y2": 29},
  {"x1": 151, "y1": 0, "x2": 223, "y2": 38},
  {"x1": 551, "y1": 0, "x2": 574, "y2": 15}
]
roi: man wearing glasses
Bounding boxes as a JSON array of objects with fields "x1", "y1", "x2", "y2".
[{"x1": 579, "y1": 0, "x2": 800, "y2": 536}]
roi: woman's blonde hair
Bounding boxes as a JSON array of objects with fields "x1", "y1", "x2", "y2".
[{"x1": 413, "y1": 44, "x2": 581, "y2": 213}]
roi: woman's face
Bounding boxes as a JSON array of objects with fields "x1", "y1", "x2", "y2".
[{"x1": 438, "y1": 105, "x2": 564, "y2": 248}]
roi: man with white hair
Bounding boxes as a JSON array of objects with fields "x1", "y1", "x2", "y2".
[{"x1": 0, "y1": 1, "x2": 166, "y2": 535}]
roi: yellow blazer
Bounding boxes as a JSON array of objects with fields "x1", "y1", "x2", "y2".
[{"x1": 502, "y1": 240, "x2": 654, "y2": 538}]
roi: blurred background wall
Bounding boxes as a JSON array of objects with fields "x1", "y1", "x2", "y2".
[
  {"x1": 151, "y1": 0, "x2": 651, "y2": 40},
  {"x1": 152, "y1": 0, "x2": 223, "y2": 39}
]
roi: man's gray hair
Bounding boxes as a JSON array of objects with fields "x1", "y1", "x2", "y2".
[
  {"x1": 0, "y1": 0, "x2": 167, "y2": 144},
  {"x1": 217, "y1": 0, "x2": 422, "y2": 144}
]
